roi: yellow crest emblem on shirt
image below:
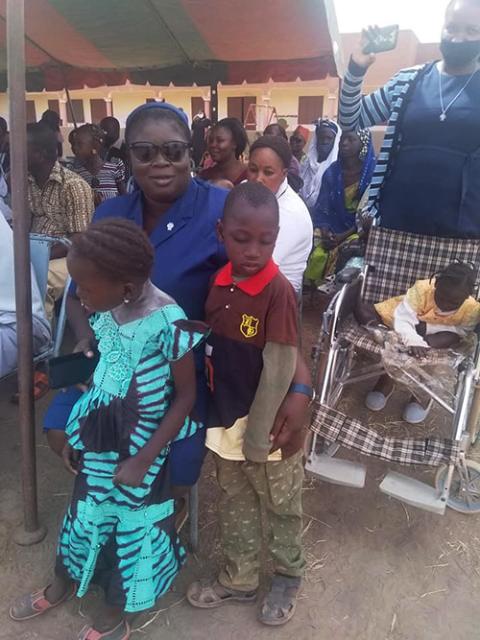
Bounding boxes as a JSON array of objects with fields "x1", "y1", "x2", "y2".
[{"x1": 240, "y1": 314, "x2": 259, "y2": 339}]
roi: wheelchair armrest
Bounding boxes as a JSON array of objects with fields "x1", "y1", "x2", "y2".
[
  {"x1": 336, "y1": 266, "x2": 362, "y2": 285},
  {"x1": 321, "y1": 272, "x2": 364, "y2": 343}
]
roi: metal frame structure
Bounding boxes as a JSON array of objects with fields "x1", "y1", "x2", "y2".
[
  {"x1": 5, "y1": 0, "x2": 341, "y2": 546},
  {"x1": 308, "y1": 264, "x2": 480, "y2": 516}
]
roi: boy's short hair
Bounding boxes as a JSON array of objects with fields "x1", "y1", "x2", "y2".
[{"x1": 223, "y1": 182, "x2": 279, "y2": 225}]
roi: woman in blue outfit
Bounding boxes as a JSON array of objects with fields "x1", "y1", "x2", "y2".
[
  {"x1": 44, "y1": 102, "x2": 313, "y2": 493},
  {"x1": 305, "y1": 129, "x2": 376, "y2": 285}
]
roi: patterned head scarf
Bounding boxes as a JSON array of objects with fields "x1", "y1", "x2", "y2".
[{"x1": 358, "y1": 128, "x2": 372, "y2": 160}]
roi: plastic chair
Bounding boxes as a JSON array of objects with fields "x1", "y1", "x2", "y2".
[{"x1": 29, "y1": 234, "x2": 71, "y2": 362}]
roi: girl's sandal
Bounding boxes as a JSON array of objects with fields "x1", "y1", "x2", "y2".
[
  {"x1": 9, "y1": 583, "x2": 77, "y2": 621},
  {"x1": 187, "y1": 579, "x2": 257, "y2": 609},
  {"x1": 77, "y1": 619, "x2": 130, "y2": 640},
  {"x1": 11, "y1": 371, "x2": 50, "y2": 404},
  {"x1": 258, "y1": 574, "x2": 301, "y2": 626}
]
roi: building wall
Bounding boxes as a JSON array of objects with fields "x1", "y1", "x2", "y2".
[{"x1": 0, "y1": 78, "x2": 340, "y2": 146}]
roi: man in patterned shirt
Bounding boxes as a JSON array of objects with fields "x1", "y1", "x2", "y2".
[{"x1": 27, "y1": 123, "x2": 94, "y2": 319}]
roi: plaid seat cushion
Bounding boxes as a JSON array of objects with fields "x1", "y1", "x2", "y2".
[
  {"x1": 363, "y1": 228, "x2": 480, "y2": 304},
  {"x1": 310, "y1": 403, "x2": 459, "y2": 466},
  {"x1": 340, "y1": 316, "x2": 382, "y2": 355}
]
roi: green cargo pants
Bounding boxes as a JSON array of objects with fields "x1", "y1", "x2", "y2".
[{"x1": 214, "y1": 451, "x2": 305, "y2": 592}]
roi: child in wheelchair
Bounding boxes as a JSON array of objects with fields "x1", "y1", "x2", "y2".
[{"x1": 355, "y1": 262, "x2": 480, "y2": 423}]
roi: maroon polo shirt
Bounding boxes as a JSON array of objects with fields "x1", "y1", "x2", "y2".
[{"x1": 205, "y1": 258, "x2": 298, "y2": 429}]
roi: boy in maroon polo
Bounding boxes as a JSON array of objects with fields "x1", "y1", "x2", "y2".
[{"x1": 187, "y1": 182, "x2": 305, "y2": 626}]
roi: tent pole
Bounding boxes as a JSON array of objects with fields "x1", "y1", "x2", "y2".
[
  {"x1": 65, "y1": 86, "x2": 77, "y2": 129},
  {"x1": 7, "y1": 0, "x2": 47, "y2": 546},
  {"x1": 210, "y1": 83, "x2": 218, "y2": 125}
]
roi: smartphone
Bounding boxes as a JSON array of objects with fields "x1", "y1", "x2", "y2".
[
  {"x1": 363, "y1": 25, "x2": 399, "y2": 55},
  {"x1": 48, "y1": 350, "x2": 100, "y2": 389}
]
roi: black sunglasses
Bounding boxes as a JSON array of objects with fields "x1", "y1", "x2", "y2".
[
  {"x1": 128, "y1": 141, "x2": 191, "y2": 164},
  {"x1": 290, "y1": 136, "x2": 304, "y2": 144}
]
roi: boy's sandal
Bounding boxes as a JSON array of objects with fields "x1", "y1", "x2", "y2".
[
  {"x1": 9, "y1": 583, "x2": 77, "y2": 621},
  {"x1": 187, "y1": 579, "x2": 257, "y2": 609},
  {"x1": 258, "y1": 574, "x2": 301, "y2": 627},
  {"x1": 77, "y1": 620, "x2": 130, "y2": 640}
]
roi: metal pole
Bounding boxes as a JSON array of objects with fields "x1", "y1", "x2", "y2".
[
  {"x1": 7, "y1": 0, "x2": 46, "y2": 545},
  {"x1": 65, "y1": 86, "x2": 77, "y2": 129},
  {"x1": 210, "y1": 82, "x2": 218, "y2": 125}
]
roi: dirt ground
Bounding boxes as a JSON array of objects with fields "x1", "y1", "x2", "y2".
[{"x1": 1, "y1": 302, "x2": 480, "y2": 640}]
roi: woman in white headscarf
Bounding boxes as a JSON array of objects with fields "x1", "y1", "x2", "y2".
[{"x1": 300, "y1": 119, "x2": 341, "y2": 210}]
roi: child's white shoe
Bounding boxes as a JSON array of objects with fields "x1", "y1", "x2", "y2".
[
  {"x1": 403, "y1": 401, "x2": 431, "y2": 424},
  {"x1": 365, "y1": 390, "x2": 392, "y2": 412}
]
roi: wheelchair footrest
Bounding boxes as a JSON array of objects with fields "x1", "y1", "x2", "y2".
[
  {"x1": 379, "y1": 472, "x2": 446, "y2": 516},
  {"x1": 306, "y1": 454, "x2": 366, "y2": 488}
]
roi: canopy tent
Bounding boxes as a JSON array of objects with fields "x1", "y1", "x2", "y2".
[
  {"x1": 0, "y1": 0, "x2": 342, "y2": 90},
  {"x1": 5, "y1": 0, "x2": 342, "y2": 545}
]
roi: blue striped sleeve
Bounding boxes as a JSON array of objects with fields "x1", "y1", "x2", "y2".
[{"x1": 339, "y1": 61, "x2": 414, "y2": 131}]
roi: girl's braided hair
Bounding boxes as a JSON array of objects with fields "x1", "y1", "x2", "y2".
[
  {"x1": 71, "y1": 218, "x2": 154, "y2": 282},
  {"x1": 433, "y1": 261, "x2": 477, "y2": 296}
]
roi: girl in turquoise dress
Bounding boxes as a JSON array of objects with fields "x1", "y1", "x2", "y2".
[{"x1": 10, "y1": 218, "x2": 207, "y2": 640}]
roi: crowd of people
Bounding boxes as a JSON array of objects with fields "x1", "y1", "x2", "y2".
[{"x1": 3, "y1": 0, "x2": 480, "y2": 637}]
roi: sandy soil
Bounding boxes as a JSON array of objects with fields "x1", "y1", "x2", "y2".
[{"x1": 0, "y1": 302, "x2": 479, "y2": 640}]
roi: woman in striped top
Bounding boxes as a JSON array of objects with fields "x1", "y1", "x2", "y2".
[
  {"x1": 340, "y1": 0, "x2": 480, "y2": 239},
  {"x1": 73, "y1": 124, "x2": 127, "y2": 207}
]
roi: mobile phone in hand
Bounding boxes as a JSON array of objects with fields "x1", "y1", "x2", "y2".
[
  {"x1": 363, "y1": 25, "x2": 399, "y2": 55},
  {"x1": 48, "y1": 350, "x2": 100, "y2": 389}
]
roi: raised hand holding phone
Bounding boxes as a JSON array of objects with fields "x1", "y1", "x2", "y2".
[
  {"x1": 352, "y1": 27, "x2": 378, "y2": 69},
  {"x1": 352, "y1": 25, "x2": 399, "y2": 70}
]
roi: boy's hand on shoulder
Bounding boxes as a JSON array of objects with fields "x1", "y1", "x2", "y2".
[{"x1": 114, "y1": 455, "x2": 151, "y2": 487}]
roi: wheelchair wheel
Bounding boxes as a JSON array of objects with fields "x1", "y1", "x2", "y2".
[
  {"x1": 435, "y1": 461, "x2": 480, "y2": 514},
  {"x1": 326, "y1": 343, "x2": 354, "y2": 407}
]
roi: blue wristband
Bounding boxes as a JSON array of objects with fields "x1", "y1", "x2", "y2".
[{"x1": 289, "y1": 383, "x2": 314, "y2": 401}]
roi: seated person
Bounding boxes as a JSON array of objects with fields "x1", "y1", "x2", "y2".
[
  {"x1": 27, "y1": 123, "x2": 94, "y2": 322},
  {"x1": 0, "y1": 213, "x2": 51, "y2": 377},
  {"x1": 200, "y1": 118, "x2": 249, "y2": 185},
  {"x1": 71, "y1": 124, "x2": 127, "y2": 206},
  {"x1": 304, "y1": 129, "x2": 376, "y2": 287},
  {"x1": 356, "y1": 262, "x2": 480, "y2": 423},
  {"x1": 264, "y1": 122, "x2": 304, "y2": 193},
  {"x1": 290, "y1": 126, "x2": 309, "y2": 164}
]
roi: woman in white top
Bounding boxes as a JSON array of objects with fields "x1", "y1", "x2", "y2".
[
  {"x1": 247, "y1": 135, "x2": 313, "y2": 294},
  {"x1": 0, "y1": 214, "x2": 51, "y2": 377}
]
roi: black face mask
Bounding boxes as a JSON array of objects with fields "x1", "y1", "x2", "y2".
[{"x1": 440, "y1": 39, "x2": 480, "y2": 68}]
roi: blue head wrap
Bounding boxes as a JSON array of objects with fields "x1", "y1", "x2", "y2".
[{"x1": 126, "y1": 101, "x2": 189, "y2": 131}]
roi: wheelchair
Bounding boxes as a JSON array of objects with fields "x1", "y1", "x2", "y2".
[{"x1": 307, "y1": 227, "x2": 480, "y2": 516}]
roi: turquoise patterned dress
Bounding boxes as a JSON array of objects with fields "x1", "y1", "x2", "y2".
[{"x1": 55, "y1": 301, "x2": 206, "y2": 613}]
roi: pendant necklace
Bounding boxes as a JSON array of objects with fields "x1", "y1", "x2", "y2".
[{"x1": 438, "y1": 65, "x2": 478, "y2": 122}]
